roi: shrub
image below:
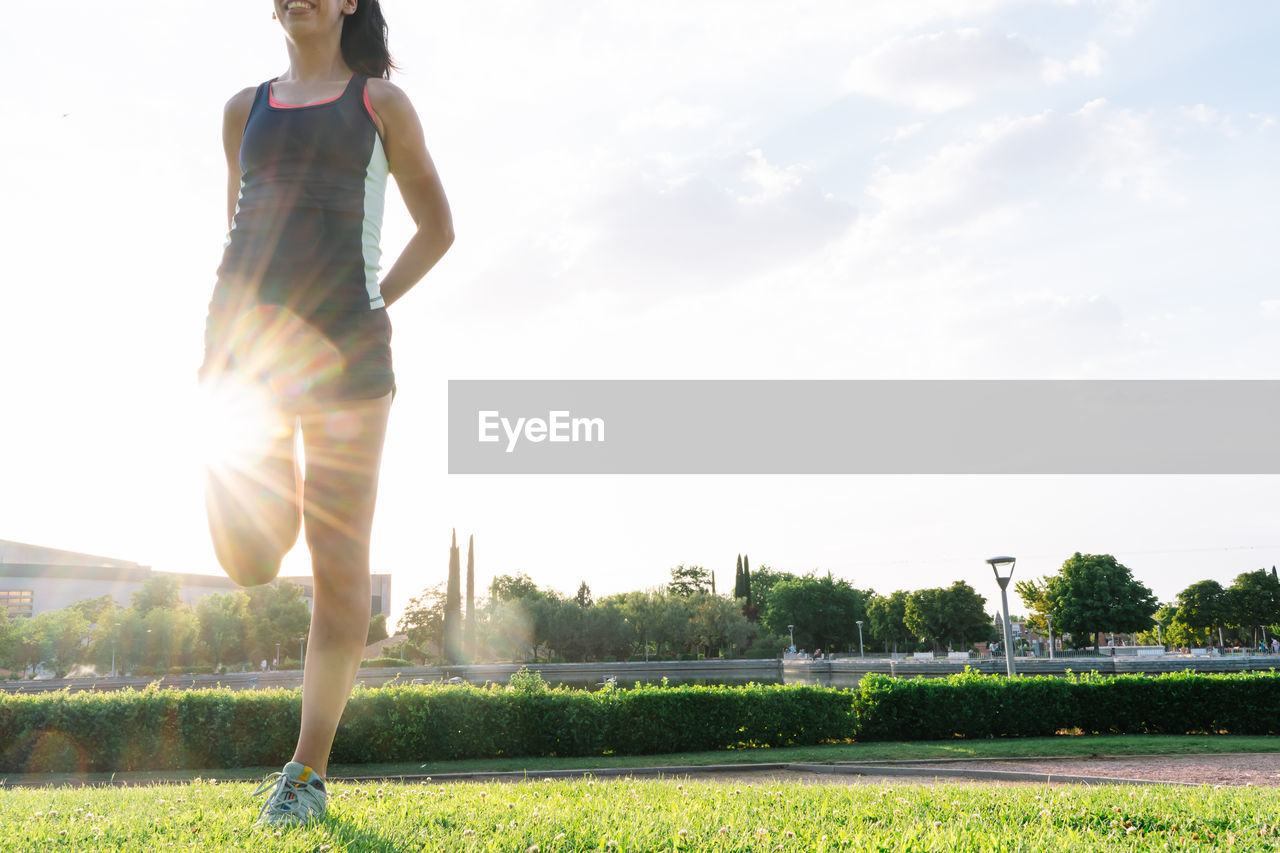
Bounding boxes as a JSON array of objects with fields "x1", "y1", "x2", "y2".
[{"x1": 359, "y1": 658, "x2": 413, "y2": 669}]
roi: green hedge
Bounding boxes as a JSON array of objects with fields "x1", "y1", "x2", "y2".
[
  {"x1": 0, "y1": 682, "x2": 853, "y2": 774},
  {"x1": 359, "y1": 658, "x2": 413, "y2": 669},
  {"x1": 5, "y1": 670, "x2": 1280, "y2": 774},
  {"x1": 852, "y1": 669, "x2": 1280, "y2": 741}
]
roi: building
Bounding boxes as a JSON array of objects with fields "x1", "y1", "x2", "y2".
[{"x1": 0, "y1": 539, "x2": 390, "y2": 619}]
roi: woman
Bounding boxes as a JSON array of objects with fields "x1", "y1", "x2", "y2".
[{"x1": 198, "y1": 0, "x2": 453, "y2": 827}]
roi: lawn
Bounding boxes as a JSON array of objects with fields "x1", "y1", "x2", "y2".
[
  {"x1": 3, "y1": 775, "x2": 1279, "y2": 851},
  {"x1": 3, "y1": 734, "x2": 1277, "y2": 787}
]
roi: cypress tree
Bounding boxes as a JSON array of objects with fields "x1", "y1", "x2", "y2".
[
  {"x1": 734, "y1": 554, "x2": 744, "y2": 599},
  {"x1": 444, "y1": 529, "x2": 462, "y2": 664},
  {"x1": 743, "y1": 554, "x2": 752, "y2": 608},
  {"x1": 465, "y1": 534, "x2": 476, "y2": 661},
  {"x1": 711, "y1": 570, "x2": 716, "y2": 596}
]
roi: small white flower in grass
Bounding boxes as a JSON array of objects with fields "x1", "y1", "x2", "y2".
[
  {"x1": 463, "y1": 830, "x2": 475, "y2": 837},
  {"x1": 719, "y1": 827, "x2": 730, "y2": 835},
  {"x1": 757, "y1": 828, "x2": 768, "y2": 838},
  {"x1": 527, "y1": 846, "x2": 540, "y2": 852},
  {"x1": 606, "y1": 842, "x2": 617, "y2": 850},
  {"x1": 784, "y1": 830, "x2": 796, "y2": 838},
  {"x1": 479, "y1": 791, "x2": 488, "y2": 799},
  {"x1": 678, "y1": 829, "x2": 688, "y2": 838},
  {"x1": 554, "y1": 834, "x2": 565, "y2": 841}
]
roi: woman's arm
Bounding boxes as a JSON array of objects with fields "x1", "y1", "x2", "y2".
[
  {"x1": 222, "y1": 87, "x2": 256, "y2": 231},
  {"x1": 366, "y1": 79, "x2": 454, "y2": 308},
  {"x1": 200, "y1": 87, "x2": 258, "y2": 384}
]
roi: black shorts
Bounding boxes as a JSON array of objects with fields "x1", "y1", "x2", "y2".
[{"x1": 201, "y1": 302, "x2": 395, "y2": 412}]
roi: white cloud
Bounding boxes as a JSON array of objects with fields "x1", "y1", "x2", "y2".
[
  {"x1": 845, "y1": 29, "x2": 1105, "y2": 112},
  {"x1": 1043, "y1": 42, "x2": 1105, "y2": 83},
  {"x1": 864, "y1": 98, "x2": 1176, "y2": 240}
]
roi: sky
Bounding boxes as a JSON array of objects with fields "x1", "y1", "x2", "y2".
[{"x1": 2, "y1": 1, "x2": 1279, "y2": 626}]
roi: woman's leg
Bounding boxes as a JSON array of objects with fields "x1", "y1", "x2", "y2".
[
  {"x1": 292, "y1": 391, "x2": 393, "y2": 777},
  {"x1": 203, "y1": 392, "x2": 301, "y2": 587}
]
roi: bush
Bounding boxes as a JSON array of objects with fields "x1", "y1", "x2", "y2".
[
  {"x1": 0, "y1": 681, "x2": 854, "y2": 773},
  {"x1": 359, "y1": 658, "x2": 413, "y2": 669},
  {"x1": 851, "y1": 668, "x2": 1280, "y2": 741}
]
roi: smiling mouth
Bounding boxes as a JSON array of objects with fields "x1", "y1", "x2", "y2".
[{"x1": 284, "y1": 1, "x2": 315, "y2": 11}]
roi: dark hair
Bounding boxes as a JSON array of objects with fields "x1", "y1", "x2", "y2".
[{"x1": 342, "y1": 0, "x2": 396, "y2": 79}]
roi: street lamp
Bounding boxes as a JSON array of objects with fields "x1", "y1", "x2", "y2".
[
  {"x1": 787, "y1": 624, "x2": 795, "y2": 655},
  {"x1": 856, "y1": 620, "x2": 865, "y2": 658},
  {"x1": 110, "y1": 622, "x2": 121, "y2": 678},
  {"x1": 1046, "y1": 613, "x2": 1054, "y2": 660},
  {"x1": 1155, "y1": 616, "x2": 1163, "y2": 648},
  {"x1": 987, "y1": 556, "x2": 1017, "y2": 677},
  {"x1": 297, "y1": 637, "x2": 306, "y2": 669}
]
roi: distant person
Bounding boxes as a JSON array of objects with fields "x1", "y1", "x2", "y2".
[
  {"x1": 198, "y1": 0, "x2": 452, "y2": 829},
  {"x1": 261, "y1": 659, "x2": 268, "y2": 673}
]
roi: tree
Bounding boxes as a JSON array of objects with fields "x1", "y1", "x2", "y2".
[
  {"x1": 0, "y1": 610, "x2": 16, "y2": 672},
  {"x1": 131, "y1": 575, "x2": 183, "y2": 616},
  {"x1": 761, "y1": 574, "x2": 869, "y2": 652},
  {"x1": 197, "y1": 592, "x2": 248, "y2": 669},
  {"x1": 489, "y1": 573, "x2": 543, "y2": 603},
  {"x1": 867, "y1": 590, "x2": 910, "y2": 653},
  {"x1": 744, "y1": 564, "x2": 791, "y2": 620},
  {"x1": 444, "y1": 529, "x2": 462, "y2": 664},
  {"x1": 667, "y1": 565, "x2": 711, "y2": 597},
  {"x1": 367, "y1": 613, "x2": 389, "y2": 646},
  {"x1": 465, "y1": 534, "x2": 476, "y2": 660},
  {"x1": 1022, "y1": 553, "x2": 1158, "y2": 652},
  {"x1": 743, "y1": 555, "x2": 751, "y2": 607},
  {"x1": 243, "y1": 582, "x2": 311, "y2": 667},
  {"x1": 28, "y1": 609, "x2": 91, "y2": 677},
  {"x1": 575, "y1": 581, "x2": 593, "y2": 608},
  {"x1": 1175, "y1": 579, "x2": 1227, "y2": 647},
  {"x1": 1226, "y1": 569, "x2": 1280, "y2": 648},
  {"x1": 734, "y1": 554, "x2": 745, "y2": 599},
  {"x1": 399, "y1": 583, "x2": 447, "y2": 660}
]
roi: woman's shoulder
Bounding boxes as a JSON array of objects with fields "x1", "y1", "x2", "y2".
[
  {"x1": 364, "y1": 77, "x2": 414, "y2": 116},
  {"x1": 223, "y1": 85, "x2": 260, "y2": 122}
]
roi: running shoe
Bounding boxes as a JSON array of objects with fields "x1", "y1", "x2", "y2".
[{"x1": 252, "y1": 761, "x2": 328, "y2": 826}]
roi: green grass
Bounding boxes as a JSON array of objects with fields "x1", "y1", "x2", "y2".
[
  {"x1": 2, "y1": 776, "x2": 1279, "y2": 851},
  {"x1": 3, "y1": 734, "x2": 1277, "y2": 788}
]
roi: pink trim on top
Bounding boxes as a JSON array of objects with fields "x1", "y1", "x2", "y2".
[{"x1": 268, "y1": 80, "x2": 346, "y2": 109}]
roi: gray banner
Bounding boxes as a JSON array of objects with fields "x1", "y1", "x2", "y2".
[{"x1": 447, "y1": 380, "x2": 1280, "y2": 474}]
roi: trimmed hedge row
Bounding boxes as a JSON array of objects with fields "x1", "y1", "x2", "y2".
[
  {"x1": 0, "y1": 682, "x2": 853, "y2": 774},
  {"x1": 5, "y1": 670, "x2": 1280, "y2": 774},
  {"x1": 852, "y1": 669, "x2": 1280, "y2": 740}
]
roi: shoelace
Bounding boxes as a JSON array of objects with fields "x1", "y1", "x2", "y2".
[{"x1": 251, "y1": 771, "x2": 305, "y2": 821}]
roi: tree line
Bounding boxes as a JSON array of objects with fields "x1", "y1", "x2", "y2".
[
  {"x1": 0, "y1": 575, "x2": 324, "y2": 678},
  {"x1": 399, "y1": 550, "x2": 1001, "y2": 665}
]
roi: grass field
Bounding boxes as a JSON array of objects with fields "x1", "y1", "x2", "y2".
[
  {"x1": 3, "y1": 734, "x2": 1277, "y2": 787},
  {"x1": 3, "y1": 775, "x2": 1280, "y2": 851}
]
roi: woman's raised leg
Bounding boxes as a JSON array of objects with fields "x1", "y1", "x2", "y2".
[
  {"x1": 203, "y1": 387, "x2": 302, "y2": 588},
  {"x1": 291, "y1": 391, "x2": 393, "y2": 777}
]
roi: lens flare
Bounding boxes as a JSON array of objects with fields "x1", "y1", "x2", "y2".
[{"x1": 197, "y1": 372, "x2": 287, "y2": 471}]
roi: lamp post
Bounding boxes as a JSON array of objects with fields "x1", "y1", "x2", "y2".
[
  {"x1": 1155, "y1": 617, "x2": 1163, "y2": 648},
  {"x1": 987, "y1": 556, "x2": 1017, "y2": 677},
  {"x1": 297, "y1": 637, "x2": 306, "y2": 670},
  {"x1": 110, "y1": 622, "x2": 121, "y2": 678},
  {"x1": 1046, "y1": 613, "x2": 1054, "y2": 660},
  {"x1": 856, "y1": 620, "x2": 865, "y2": 658}
]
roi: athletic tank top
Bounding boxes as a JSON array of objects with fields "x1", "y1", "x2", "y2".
[{"x1": 213, "y1": 73, "x2": 389, "y2": 317}]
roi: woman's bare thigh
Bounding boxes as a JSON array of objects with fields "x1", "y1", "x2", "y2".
[
  {"x1": 298, "y1": 392, "x2": 393, "y2": 569},
  {"x1": 203, "y1": 396, "x2": 302, "y2": 587}
]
